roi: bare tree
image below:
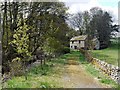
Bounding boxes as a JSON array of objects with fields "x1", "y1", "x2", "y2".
[{"x1": 69, "y1": 12, "x2": 83, "y2": 35}]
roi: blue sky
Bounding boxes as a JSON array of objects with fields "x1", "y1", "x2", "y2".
[
  {"x1": 60, "y1": 0, "x2": 119, "y2": 24},
  {"x1": 98, "y1": 0, "x2": 118, "y2": 7}
]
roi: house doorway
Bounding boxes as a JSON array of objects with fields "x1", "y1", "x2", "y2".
[{"x1": 74, "y1": 46, "x2": 77, "y2": 49}]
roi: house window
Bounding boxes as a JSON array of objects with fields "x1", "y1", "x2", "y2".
[
  {"x1": 74, "y1": 46, "x2": 77, "y2": 49},
  {"x1": 79, "y1": 40, "x2": 81, "y2": 44},
  {"x1": 72, "y1": 41, "x2": 74, "y2": 44},
  {"x1": 71, "y1": 46, "x2": 72, "y2": 48}
]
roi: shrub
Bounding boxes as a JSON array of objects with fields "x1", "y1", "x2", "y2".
[
  {"x1": 9, "y1": 57, "x2": 24, "y2": 76},
  {"x1": 61, "y1": 47, "x2": 70, "y2": 54}
]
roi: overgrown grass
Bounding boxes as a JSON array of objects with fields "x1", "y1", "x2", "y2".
[
  {"x1": 28, "y1": 64, "x2": 54, "y2": 75},
  {"x1": 85, "y1": 64, "x2": 118, "y2": 88},
  {"x1": 91, "y1": 41, "x2": 119, "y2": 65},
  {"x1": 71, "y1": 51, "x2": 119, "y2": 88},
  {"x1": 58, "y1": 50, "x2": 119, "y2": 88},
  {"x1": 3, "y1": 50, "x2": 119, "y2": 88},
  {"x1": 3, "y1": 75, "x2": 60, "y2": 88},
  {"x1": 61, "y1": 50, "x2": 118, "y2": 88},
  {"x1": 3, "y1": 57, "x2": 65, "y2": 88},
  {"x1": 3, "y1": 51, "x2": 81, "y2": 88},
  {"x1": 68, "y1": 51, "x2": 119, "y2": 88}
]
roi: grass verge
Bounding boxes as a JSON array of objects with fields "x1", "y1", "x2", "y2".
[
  {"x1": 78, "y1": 51, "x2": 119, "y2": 88},
  {"x1": 91, "y1": 41, "x2": 119, "y2": 65},
  {"x1": 2, "y1": 50, "x2": 119, "y2": 88},
  {"x1": 3, "y1": 57, "x2": 66, "y2": 88},
  {"x1": 85, "y1": 64, "x2": 118, "y2": 88}
]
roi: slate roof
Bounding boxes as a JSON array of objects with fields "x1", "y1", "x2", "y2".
[{"x1": 70, "y1": 35, "x2": 87, "y2": 41}]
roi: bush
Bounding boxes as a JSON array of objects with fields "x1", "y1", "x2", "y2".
[
  {"x1": 61, "y1": 47, "x2": 70, "y2": 54},
  {"x1": 9, "y1": 57, "x2": 24, "y2": 76}
]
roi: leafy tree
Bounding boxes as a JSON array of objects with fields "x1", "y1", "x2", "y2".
[
  {"x1": 89, "y1": 7, "x2": 116, "y2": 47},
  {"x1": 9, "y1": 19, "x2": 31, "y2": 62},
  {"x1": 1, "y1": 2, "x2": 71, "y2": 74}
]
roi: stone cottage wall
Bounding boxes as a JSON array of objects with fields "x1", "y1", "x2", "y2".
[{"x1": 91, "y1": 58, "x2": 120, "y2": 84}]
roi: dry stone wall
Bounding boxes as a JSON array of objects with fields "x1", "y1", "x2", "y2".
[
  {"x1": 91, "y1": 58, "x2": 120, "y2": 84},
  {"x1": 79, "y1": 48, "x2": 120, "y2": 84}
]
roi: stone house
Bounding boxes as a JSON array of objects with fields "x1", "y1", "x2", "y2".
[
  {"x1": 70, "y1": 35, "x2": 100, "y2": 50},
  {"x1": 70, "y1": 35, "x2": 87, "y2": 50}
]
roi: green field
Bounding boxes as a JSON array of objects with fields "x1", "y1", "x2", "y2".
[{"x1": 91, "y1": 40, "x2": 119, "y2": 66}]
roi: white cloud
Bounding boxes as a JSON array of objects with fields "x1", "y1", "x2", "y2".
[
  {"x1": 66, "y1": 0, "x2": 99, "y2": 13},
  {"x1": 66, "y1": 0, "x2": 118, "y2": 24}
]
